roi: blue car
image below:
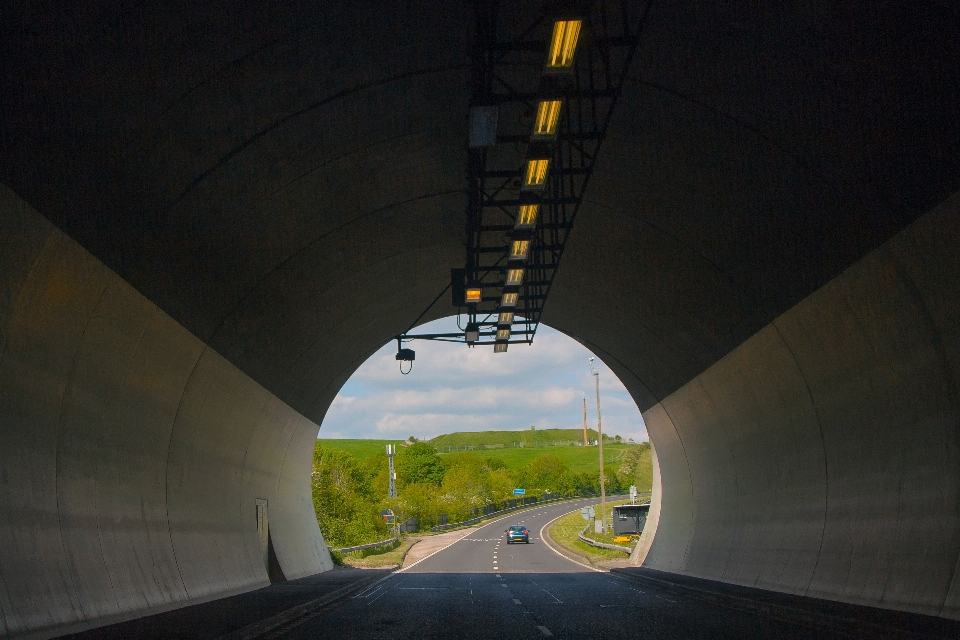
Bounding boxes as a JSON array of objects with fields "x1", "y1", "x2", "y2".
[{"x1": 505, "y1": 525, "x2": 529, "y2": 544}]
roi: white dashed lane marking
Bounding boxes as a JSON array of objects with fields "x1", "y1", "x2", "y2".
[{"x1": 538, "y1": 626, "x2": 554, "y2": 636}]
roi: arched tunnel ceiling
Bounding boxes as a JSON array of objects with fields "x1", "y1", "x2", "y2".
[{"x1": 2, "y1": 1, "x2": 958, "y2": 421}]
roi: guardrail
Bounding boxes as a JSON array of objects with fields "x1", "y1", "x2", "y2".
[
  {"x1": 577, "y1": 523, "x2": 633, "y2": 553},
  {"x1": 430, "y1": 493, "x2": 628, "y2": 532},
  {"x1": 331, "y1": 537, "x2": 398, "y2": 554}
]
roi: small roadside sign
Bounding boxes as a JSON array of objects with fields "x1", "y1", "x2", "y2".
[
  {"x1": 580, "y1": 506, "x2": 595, "y2": 521},
  {"x1": 513, "y1": 488, "x2": 525, "y2": 495},
  {"x1": 381, "y1": 509, "x2": 394, "y2": 523}
]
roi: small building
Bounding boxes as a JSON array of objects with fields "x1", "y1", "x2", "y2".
[{"x1": 612, "y1": 504, "x2": 650, "y2": 536}]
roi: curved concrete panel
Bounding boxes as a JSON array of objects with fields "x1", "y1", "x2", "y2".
[
  {"x1": 639, "y1": 193, "x2": 960, "y2": 618},
  {"x1": 0, "y1": 186, "x2": 330, "y2": 638}
]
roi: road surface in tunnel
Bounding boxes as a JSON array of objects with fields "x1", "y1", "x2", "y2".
[{"x1": 269, "y1": 500, "x2": 846, "y2": 640}]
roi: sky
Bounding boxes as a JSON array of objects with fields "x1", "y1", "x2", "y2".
[{"x1": 318, "y1": 315, "x2": 648, "y2": 443}]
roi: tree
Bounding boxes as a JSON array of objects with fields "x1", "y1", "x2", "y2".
[
  {"x1": 311, "y1": 444, "x2": 387, "y2": 547},
  {"x1": 396, "y1": 442, "x2": 445, "y2": 486}
]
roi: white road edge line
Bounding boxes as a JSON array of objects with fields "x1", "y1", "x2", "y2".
[
  {"x1": 537, "y1": 625, "x2": 554, "y2": 636},
  {"x1": 538, "y1": 511, "x2": 605, "y2": 573}
]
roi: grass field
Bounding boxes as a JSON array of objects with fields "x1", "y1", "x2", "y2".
[
  {"x1": 444, "y1": 444, "x2": 636, "y2": 475},
  {"x1": 315, "y1": 438, "x2": 404, "y2": 461},
  {"x1": 548, "y1": 499, "x2": 633, "y2": 564}
]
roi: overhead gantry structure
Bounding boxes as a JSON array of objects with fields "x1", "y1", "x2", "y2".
[
  {"x1": 399, "y1": 0, "x2": 643, "y2": 354},
  {"x1": 1, "y1": 1, "x2": 959, "y2": 637}
]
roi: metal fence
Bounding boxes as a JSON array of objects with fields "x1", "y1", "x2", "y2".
[
  {"x1": 434, "y1": 440, "x2": 612, "y2": 453},
  {"x1": 331, "y1": 537, "x2": 398, "y2": 554},
  {"x1": 430, "y1": 492, "x2": 628, "y2": 531}
]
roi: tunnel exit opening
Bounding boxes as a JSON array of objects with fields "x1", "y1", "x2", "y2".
[{"x1": 312, "y1": 314, "x2": 653, "y2": 561}]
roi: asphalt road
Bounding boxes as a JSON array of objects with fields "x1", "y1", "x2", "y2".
[{"x1": 267, "y1": 499, "x2": 847, "y2": 639}]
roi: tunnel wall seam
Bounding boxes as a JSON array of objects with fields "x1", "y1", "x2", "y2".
[{"x1": 769, "y1": 321, "x2": 830, "y2": 596}]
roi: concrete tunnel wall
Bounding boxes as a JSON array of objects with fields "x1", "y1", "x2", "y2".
[
  {"x1": 0, "y1": 185, "x2": 332, "y2": 639},
  {"x1": 632, "y1": 194, "x2": 960, "y2": 618},
  {"x1": 1, "y1": 2, "x2": 959, "y2": 636}
]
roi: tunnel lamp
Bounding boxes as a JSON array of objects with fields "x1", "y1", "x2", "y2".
[
  {"x1": 494, "y1": 343, "x2": 508, "y2": 353},
  {"x1": 546, "y1": 20, "x2": 582, "y2": 70},
  {"x1": 506, "y1": 268, "x2": 524, "y2": 286},
  {"x1": 501, "y1": 291, "x2": 518, "y2": 307},
  {"x1": 497, "y1": 327, "x2": 511, "y2": 341},
  {"x1": 498, "y1": 311, "x2": 514, "y2": 325},
  {"x1": 532, "y1": 100, "x2": 563, "y2": 138},
  {"x1": 465, "y1": 287, "x2": 482, "y2": 304},
  {"x1": 510, "y1": 240, "x2": 530, "y2": 261},
  {"x1": 516, "y1": 204, "x2": 539, "y2": 229},
  {"x1": 523, "y1": 159, "x2": 550, "y2": 189}
]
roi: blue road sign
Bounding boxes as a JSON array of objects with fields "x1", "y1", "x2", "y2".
[{"x1": 513, "y1": 488, "x2": 525, "y2": 495}]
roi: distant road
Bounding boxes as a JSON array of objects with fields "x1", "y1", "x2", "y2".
[{"x1": 267, "y1": 499, "x2": 849, "y2": 639}]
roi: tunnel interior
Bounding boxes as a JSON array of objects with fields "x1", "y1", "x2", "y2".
[{"x1": 1, "y1": 1, "x2": 959, "y2": 637}]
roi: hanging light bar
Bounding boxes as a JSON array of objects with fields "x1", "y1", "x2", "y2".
[
  {"x1": 498, "y1": 311, "x2": 514, "y2": 325},
  {"x1": 532, "y1": 100, "x2": 563, "y2": 138},
  {"x1": 509, "y1": 240, "x2": 530, "y2": 261},
  {"x1": 522, "y1": 159, "x2": 550, "y2": 190},
  {"x1": 501, "y1": 291, "x2": 518, "y2": 307},
  {"x1": 515, "y1": 203, "x2": 539, "y2": 229},
  {"x1": 546, "y1": 20, "x2": 582, "y2": 70},
  {"x1": 494, "y1": 343, "x2": 508, "y2": 353},
  {"x1": 465, "y1": 287, "x2": 482, "y2": 304},
  {"x1": 497, "y1": 327, "x2": 511, "y2": 340},
  {"x1": 506, "y1": 268, "x2": 524, "y2": 286}
]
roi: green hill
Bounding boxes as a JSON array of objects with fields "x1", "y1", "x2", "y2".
[
  {"x1": 452, "y1": 443, "x2": 637, "y2": 475},
  {"x1": 428, "y1": 428, "x2": 624, "y2": 449},
  {"x1": 315, "y1": 433, "x2": 652, "y2": 492}
]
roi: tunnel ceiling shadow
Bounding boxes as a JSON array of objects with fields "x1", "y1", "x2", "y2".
[{"x1": 1, "y1": 1, "x2": 958, "y2": 424}]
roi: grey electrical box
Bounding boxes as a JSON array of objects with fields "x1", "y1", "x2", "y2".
[{"x1": 469, "y1": 106, "x2": 498, "y2": 147}]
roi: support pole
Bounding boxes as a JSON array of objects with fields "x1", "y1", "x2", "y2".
[
  {"x1": 583, "y1": 394, "x2": 589, "y2": 446},
  {"x1": 590, "y1": 358, "x2": 607, "y2": 534},
  {"x1": 387, "y1": 444, "x2": 397, "y2": 499}
]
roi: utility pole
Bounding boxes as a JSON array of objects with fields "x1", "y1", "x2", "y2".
[
  {"x1": 386, "y1": 444, "x2": 397, "y2": 498},
  {"x1": 582, "y1": 394, "x2": 589, "y2": 446},
  {"x1": 589, "y1": 357, "x2": 606, "y2": 534}
]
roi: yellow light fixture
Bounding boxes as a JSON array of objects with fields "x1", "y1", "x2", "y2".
[
  {"x1": 532, "y1": 100, "x2": 562, "y2": 137},
  {"x1": 506, "y1": 268, "x2": 524, "y2": 286},
  {"x1": 497, "y1": 327, "x2": 511, "y2": 340},
  {"x1": 516, "y1": 204, "x2": 539, "y2": 228},
  {"x1": 523, "y1": 159, "x2": 549, "y2": 189},
  {"x1": 494, "y1": 343, "x2": 508, "y2": 353},
  {"x1": 465, "y1": 287, "x2": 482, "y2": 304},
  {"x1": 510, "y1": 240, "x2": 530, "y2": 260},
  {"x1": 498, "y1": 311, "x2": 514, "y2": 325},
  {"x1": 546, "y1": 20, "x2": 582, "y2": 70},
  {"x1": 501, "y1": 292, "x2": 518, "y2": 307}
]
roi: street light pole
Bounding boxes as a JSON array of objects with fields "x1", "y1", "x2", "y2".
[{"x1": 589, "y1": 357, "x2": 606, "y2": 534}]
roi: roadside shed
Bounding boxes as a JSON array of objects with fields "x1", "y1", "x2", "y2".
[{"x1": 613, "y1": 504, "x2": 650, "y2": 536}]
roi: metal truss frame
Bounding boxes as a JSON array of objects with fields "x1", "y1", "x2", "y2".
[{"x1": 399, "y1": 0, "x2": 646, "y2": 351}]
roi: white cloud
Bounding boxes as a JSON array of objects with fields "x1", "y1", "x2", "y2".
[{"x1": 319, "y1": 316, "x2": 648, "y2": 443}]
